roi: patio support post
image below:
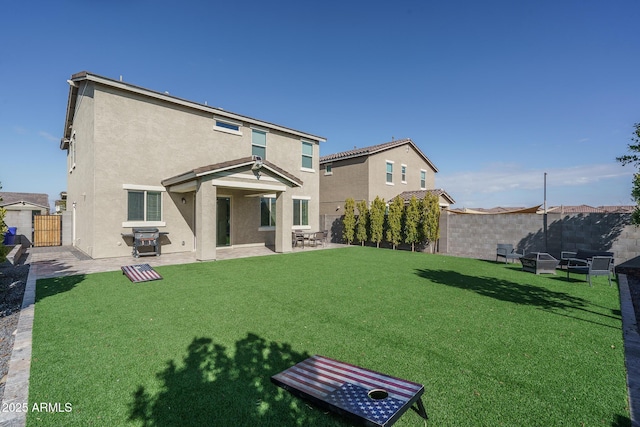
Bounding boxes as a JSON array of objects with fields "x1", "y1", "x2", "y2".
[
  {"x1": 275, "y1": 191, "x2": 293, "y2": 253},
  {"x1": 195, "y1": 180, "x2": 217, "y2": 261}
]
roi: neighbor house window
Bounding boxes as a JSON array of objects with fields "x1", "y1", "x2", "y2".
[
  {"x1": 127, "y1": 190, "x2": 162, "y2": 222},
  {"x1": 214, "y1": 117, "x2": 243, "y2": 135},
  {"x1": 252, "y1": 129, "x2": 267, "y2": 159},
  {"x1": 293, "y1": 198, "x2": 309, "y2": 226},
  {"x1": 260, "y1": 196, "x2": 276, "y2": 227},
  {"x1": 401, "y1": 165, "x2": 407, "y2": 183},
  {"x1": 420, "y1": 170, "x2": 427, "y2": 189},
  {"x1": 386, "y1": 161, "x2": 393, "y2": 184},
  {"x1": 301, "y1": 141, "x2": 313, "y2": 169},
  {"x1": 325, "y1": 163, "x2": 333, "y2": 175}
]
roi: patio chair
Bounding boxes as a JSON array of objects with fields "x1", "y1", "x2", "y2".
[
  {"x1": 496, "y1": 244, "x2": 523, "y2": 264},
  {"x1": 292, "y1": 231, "x2": 305, "y2": 248},
  {"x1": 566, "y1": 256, "x2": 614, "y2": 286},
  {"x1": 309, "y1": 231, "x2": 324, "y2": 247}
]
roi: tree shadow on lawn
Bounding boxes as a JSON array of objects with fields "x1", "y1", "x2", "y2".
[
  {"x1": 35, "y1": 274, "x2": 86, "y2": 302},
  {"x1": 415, "y1": 267, "x2": 621, "y2": 328},
  {"x1": 129, "y1": 333, "x2": 346, "y2": 427}
]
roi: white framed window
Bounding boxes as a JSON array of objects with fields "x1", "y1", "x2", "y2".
[
  {"x1": 122, "y1": 184, "x2": 166, "y2": 227},
  {"x1": 301, "y1": 141, "x2": 314, "y2": 171},
  {"x1": 252, "y1": 128, "x2": 267, "y2": 159},
  {"x1": 213, "y1": 116, "x2": 243, "y2": 136},
  {"x1": 401, "y1": 164, "x2": 407, "y2": 183},
  {"x1": 260, "y1": 196, "x2": 276, "y2": 228},
  {"x1": 386, "y1": 161, "x2": 394, "y2": 184},
  {"x1": 324, "y1": 163, "x2": 333, "y2": 175},
  {"x1": 420, "y1": 170, "x2": 427, "y2": 189},
  {"x1": 293, "y1": 197, "x2": 310, "y2": 227}
]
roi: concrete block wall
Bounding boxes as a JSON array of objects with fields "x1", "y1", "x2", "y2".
[
  {"x1": 322, "y1": 211, "x2": 640, "y2": 265},
  {"x1": 445, "y1": 212, "x2": 640, "y2": 265},
  {"x1": 3, "y1": 210, "x2": 34, "y2": 246}
]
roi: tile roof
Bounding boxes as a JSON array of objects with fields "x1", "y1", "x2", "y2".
[
  {"x1": 0, "y1": 192, "x2": 50, "y2": 209},
  {"x1": 319, "y1": 138, "x2": 438, "y2": 172},
  {"x1": 395, "y1": 189, "x2": 456, "y2": 205},
  {"x1": 162, "y1": 156, "x2": 303, "y2": 188},
  {"x1": 546, "y1": 205, "x2": 605, "y2": 214},
  {"x1": 448, "y1": 205, "x2": 637, "y2": 214}
]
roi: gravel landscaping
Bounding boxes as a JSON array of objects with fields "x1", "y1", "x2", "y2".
[{"x1": 0, "y1": 260, "x2": 29, "y2": 402}]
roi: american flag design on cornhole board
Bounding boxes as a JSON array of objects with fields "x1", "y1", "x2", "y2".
[
  {"x1": 121, "y1": 264, "x2": 162, "y2": 283},
  {"x1": 271, "y1": 355, "x2": 424, "y2": 426}
]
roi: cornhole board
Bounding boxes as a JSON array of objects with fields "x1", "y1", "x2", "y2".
[
  {"x1": 121, "y1": 264, "x2": 162, "y2": 283},
  {"x1": 271, "y1": 355, "x2": 427, "y2": 426}
]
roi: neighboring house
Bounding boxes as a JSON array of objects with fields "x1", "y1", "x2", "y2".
[
  {"x1": 0, "y1": 192, "x2": 50, "y2": 245},
  {"x1": 60, "y1": 71, "x2": 325, "y2": 260},
  {"x1": 319, "y1": 138, "x2": 454, "y2": 215}
]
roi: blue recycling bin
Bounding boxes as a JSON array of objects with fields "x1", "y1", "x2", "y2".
[{"x1": 3, "y1": 227, "x2": 17, "y2": 245}]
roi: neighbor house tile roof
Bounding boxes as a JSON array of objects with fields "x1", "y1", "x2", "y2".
[
  {"x1": 448, "y1": 205, "x2": 636, "y2": 214},
  {"x1": 319, "y1": 138, "x2": 438, "y2": 172},
  {"x1": 395, "y1": 189, "x2": 456, "y2": 205},
  {"x1": 0, "y1": 192, "x2": 50, "y2": 209}
]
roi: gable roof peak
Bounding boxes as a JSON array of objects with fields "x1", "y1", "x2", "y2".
[{"x1": 319, "y1": 137, "x2": 437, "y2": 172}]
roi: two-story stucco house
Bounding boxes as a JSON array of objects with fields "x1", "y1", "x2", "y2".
[
  {"x1": 60, "y1": 71, "x2": 325, "y2": 260},
  {"x1": 319, "y1": 138, "x2": 454, "y2": 215}
]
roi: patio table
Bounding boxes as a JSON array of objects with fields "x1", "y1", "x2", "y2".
[{"x1": 271, "y1": 355, "x2": 427, "y2": 426}]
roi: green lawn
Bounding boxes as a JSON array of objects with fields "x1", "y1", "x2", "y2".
[{"x1": 27, "y1": 247, "x2": 630, "y2": 426}]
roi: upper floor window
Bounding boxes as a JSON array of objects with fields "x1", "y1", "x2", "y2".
[
  {"x1": 420, "y1": 170, "x2": 427, "y2": 189},
  {"x1": 214, "y1": 117, "x2": 243, "y2": 135},
  {"x1": 386, "y1": 161, "x2": 393, "y2": 184},
  {"x1": 401, "y1": 165, "x2": 407, "y2": 183},
  {"x1": 252, "y1": 129, "x2": 267, "y2": 159},
  {"x1": 260, "y1": 196, "x2": 276, "y2": 227},
  {"x1": 301, "y1": 141, "x2": 313, "y2": 169},
  {"x1": 325, "y1": 163, "x2": 333, "y2": 175}
]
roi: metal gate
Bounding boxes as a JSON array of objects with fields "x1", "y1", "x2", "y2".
[{"x1": 33, "y1": 215, "x2": 62, "y2": 247}]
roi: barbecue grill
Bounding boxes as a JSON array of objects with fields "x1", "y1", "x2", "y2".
[{"x1": 132, "y1": 227, "x2": 160, "y2": 257}]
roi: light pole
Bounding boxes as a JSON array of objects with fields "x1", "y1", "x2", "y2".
[{"x1": 543, "y1": 172, "x2": 548, "y2": 252}]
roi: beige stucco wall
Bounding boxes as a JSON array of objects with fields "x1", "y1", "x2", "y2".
[
  {"x1": 367, "y1": 145, "x2": 436, "y2": 202},
  {"x1": 65, "y1": 80, "x2": 321, "y2": 259},
  {"x1": 66, "y1": 82, "x2": 97, "y2": 256},
  {"x1": 319, "y1": 143, "x2": 437, "y2": 215}
]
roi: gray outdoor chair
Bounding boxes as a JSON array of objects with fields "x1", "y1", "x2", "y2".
[
  {"x1": 496, "y1": 244, "x2": 523, "y2": 264},
  {"x1": 566, "y1": 256, "x2": 614, "y2": 286}
]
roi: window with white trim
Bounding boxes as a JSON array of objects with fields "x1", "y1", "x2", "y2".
[
  {"x1": 420, "y1": 170, "x2": 427, "y2": 189},
  {"x1": 260, "y1": 196, "x2": 276, "y2": 227},
  {"x1": 252, "y1": 129, "x2": 267, "y2": 159},
  {"x1": 386, "y1": 161, "x2": 393, "y2": 184},
  {"x1": 214, "y1": 117, "x2": 243, "y2": 135},
  {"x1": 401, "y1": 165, "x2": 407, "y2": 183},
  {"x1": 324, "y1": 163, "x2": 333, "y2": 175},
  {"x1": 301, "y1": 141, "x2": 313, "y2": 169},
  {"x1": 127, "y1": 190, "x2": 162, "y2": 222},
  {"x1": 293, "y1": 198, "x2": 309, "y2": 226}
]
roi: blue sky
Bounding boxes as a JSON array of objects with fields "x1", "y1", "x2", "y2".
[{"x1": 1, "y1": 0, "x2": 639, "y2": 209}]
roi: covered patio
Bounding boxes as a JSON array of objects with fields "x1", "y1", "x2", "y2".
[{"x1": 162, "y1": 156, "x2": 306, "y2": 261}]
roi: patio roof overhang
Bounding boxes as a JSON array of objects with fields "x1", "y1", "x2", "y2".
[{"x1": 161, "y1": 156, "x2": 304, "y2": 194}]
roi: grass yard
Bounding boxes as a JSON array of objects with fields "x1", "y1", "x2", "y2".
[{"x1": 27, "y1": 247, "x2": 629, "y2": 426}]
